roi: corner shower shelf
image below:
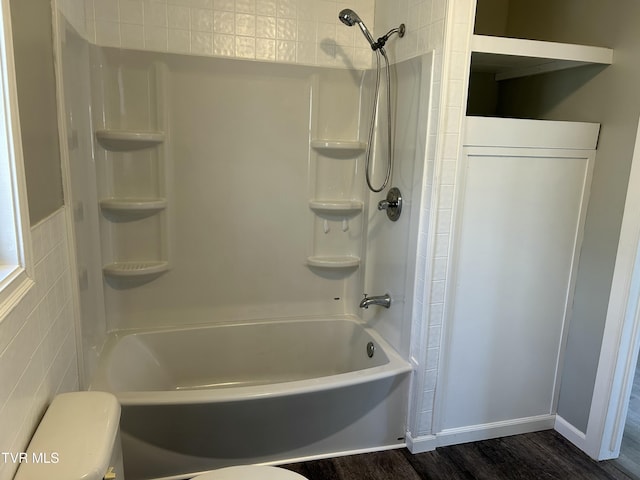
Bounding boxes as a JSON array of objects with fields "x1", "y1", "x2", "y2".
[
  {"x1": 96, "y1": 129, "x2": 165, "y2": 150},
  {"x1": 310, "y1": 140, "x2": 366, "y2": 155},
  {"x1": 103, "y1": 261, "x2": 169, "y2": 277},
  {"x1": 99, "y1": 198, "x2": 167, "y2": 214},
  {"x1": 471, "y1": 35, "x2": 613, "y2": 81},
  {"x1": 309, "y1": 200, "x2": 363, "y2": 215},
  {"x1": 307, "y1": 256, "x2": 360, "y2": 269}
]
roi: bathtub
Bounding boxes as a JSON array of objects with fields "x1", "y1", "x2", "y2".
[{"x1": 90, "y1": 316, "x2": 412, "y2": 480}]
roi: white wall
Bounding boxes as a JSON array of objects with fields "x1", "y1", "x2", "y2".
[
  {"x1": 362, "y1": 53, "x2": 431, "y2": 357},
  {"x1": 0, "y1": 209, "x2": 78, "y2": 480},
  {"x1": 92, "y1": 50, "x2": 372, "y2": 331},
  {"x1": 374, "y1": 0, "x2": 446, "y2": 64}
]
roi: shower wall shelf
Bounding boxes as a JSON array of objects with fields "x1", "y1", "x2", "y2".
[
  {"x1": 103, "y1": 261, "x2": 169, "y2": 277},
  {"x1": 306, "y1": 73, "x2": 366, "y2": 276},
  {"x1": 471, "y1": 35, "x2": 614, "y2": 81},
  {"x1": 307, "y1": 256, "x2": 360, "y2": 269},
  {"x1": 309, "y1": 200, "x2": 363, "y2": 215},
  {"x1": 95, "y1": 62, "x2": 171, "y2": 286},
  {"x1": 99, "y1": 198, "x2": 167, "y2": 213},
  {"x1": 310, "y1": 140, "x2": 366, "y2": 155},
  {"x1": 96, "y1": 129, "x2": 165, "y2": 150}
]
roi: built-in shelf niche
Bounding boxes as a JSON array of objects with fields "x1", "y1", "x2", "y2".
[
  {"x1": 308, "y1": 141, "x2": 364, "y2": 271},
  {"x1": 467, "y1": 34, "x2": 613, "y2": 118},
  {"x1": 96, "y1": 61, "x2": 171, "y2": 284},
  {"x1": 307, "y1": 69, "x2": 367, "y2": 275}
]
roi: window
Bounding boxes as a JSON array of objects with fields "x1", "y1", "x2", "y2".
[{"x1": 0, "y1": 0, "x2": 32, "y2": 308}]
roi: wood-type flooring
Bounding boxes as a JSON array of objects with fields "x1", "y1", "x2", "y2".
[{"x1": 283, "y1": 430, "x2": 633, "y2": 480}]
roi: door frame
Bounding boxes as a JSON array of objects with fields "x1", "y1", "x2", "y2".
[{"x1": 584, "y1": 117, "x2": 640, "y2": 460}]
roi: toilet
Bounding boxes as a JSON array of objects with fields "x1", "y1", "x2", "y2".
[{"x1": 14, "y1": 392, "x2": 308, "y2": 480}]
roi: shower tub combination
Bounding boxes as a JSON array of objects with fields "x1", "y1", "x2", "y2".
[{"x1": 91, "y1": 316, "x2": 412, "y2": 480}]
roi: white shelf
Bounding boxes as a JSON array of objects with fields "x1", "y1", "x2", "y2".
[
  {"x1": 100, "y1": 198, "x2": 167, "y2": 213},
  {"x1": 96, "y1": 129, "x2": 165, "y2": 150},
  {"x1": 309, "y1": 200, "x2": 363, "y2": 215},
  {"x1": 310, "y1": 140, "x2": 366, "y2": 155},
  {"x1": 103, "y1": 261, "x2": 169, "y2": 277},
  {"x1": 307, "y1": 256, "x2": 360, "y2": 269},
  {"x1": 471, "y1": 35, "x2": 613, "y2": 81}
]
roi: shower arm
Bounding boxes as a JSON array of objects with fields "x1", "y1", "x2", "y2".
[{"x1": 371, "y1": 24, "x2": 406, "y2": 51}]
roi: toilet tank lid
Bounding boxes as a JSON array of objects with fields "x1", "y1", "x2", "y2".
[{"x1": 14, "y1": 391, "x2": 121, "y2": 480}]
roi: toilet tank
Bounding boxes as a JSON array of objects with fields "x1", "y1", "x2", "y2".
[{"x1": 14, "y1": 391, "x2": 124, "y2": 480}]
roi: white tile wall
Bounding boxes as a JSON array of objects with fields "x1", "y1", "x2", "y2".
[
  {"x1": 0, "y1": 208, "x2": 78, "y2": 480},
  {"x1": 411, "y1": 0, "x2": 475, "y2": 439},
  {"x1": 74, "y1": 0, "x2": 376, "y2": 68},
  {"x1": 55, "y1": 0, "x2": 449, "y2": 67},
  {"x1": 374, "y1": 0, "x2": 446, "y2": 64},
  {"x1": 370, "y1": 0, "x2": 453, "y2": 443}
]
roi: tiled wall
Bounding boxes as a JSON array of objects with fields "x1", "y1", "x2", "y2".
[
  {"x1": 421, "y1": 0, "x2": 474, "y2": 436},
  {"x1": 396, "y1": 0, "x2": 476, "y2": 443},
  {"x1": 374, "y1": 0, "x2": 446, "y2": 63},
  {"x1": 0, "y1": 208, "x2": 78, "y2": 480},
  {"x1": 57, "y1": 0, "x2": 455, "y2": 68},
  {"x1": 61, "y1": 0, "x2": 374, "y2": 68},
  {"x1": 369, "y1": 0, "x2": 449, "y2": 441}
]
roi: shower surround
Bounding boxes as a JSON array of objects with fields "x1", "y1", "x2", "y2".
[{"x1": 56, "y1": 0, "x2": 438, "y2": 477}]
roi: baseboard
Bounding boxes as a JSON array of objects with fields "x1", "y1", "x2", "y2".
[
  {"x1": 405, "y1": 433, "x2": 437, "y2": 453},
  {"x1": 433, "y1": 414, "x2": 557, "y2": 448},
  {"x1": 553, "y1": 414, "x2": 587, "y2": 451}
]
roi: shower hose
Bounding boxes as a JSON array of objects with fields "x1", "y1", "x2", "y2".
[{"x1": 364, "y1": 47, "x2": 393, "y2": 193}]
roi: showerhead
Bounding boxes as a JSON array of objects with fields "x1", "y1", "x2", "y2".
[
  {"x1": 338, "y1": 8, "x2": 361, "y2": 27},
  {"x1": 338, "y1": 8, "x2": 405, "y2": 51},
  {"x1": 338, "y1": 8, "x2": 376, "y2": 49}
]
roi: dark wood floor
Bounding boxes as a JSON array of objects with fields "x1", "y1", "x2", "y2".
[{"x1": 283, "y1": 430, "x2": 633, "y2": 480}]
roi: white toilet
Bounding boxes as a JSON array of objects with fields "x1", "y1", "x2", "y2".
[{"x1": 15, "y1": 392, "x2": 308, "y2": 480}]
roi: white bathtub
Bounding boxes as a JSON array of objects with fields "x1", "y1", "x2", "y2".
[{"x1": 90, "y1": 316, "x2": 412, "y2": 480}]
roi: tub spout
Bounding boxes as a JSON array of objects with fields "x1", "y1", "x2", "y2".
[{"x1": 359, "y1": 293, "x2": 391, "y2": 309}]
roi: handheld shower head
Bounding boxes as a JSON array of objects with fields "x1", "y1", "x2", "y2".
[
  {"x1": 338, "y1": 8, "x2": 405, "y2": 51},
  {"x1": 338, "y1": 8, "x2": 376, "y2": 49},
  {"x1": 338, "y1": 8, "x2": 360, "y2": 27}
]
